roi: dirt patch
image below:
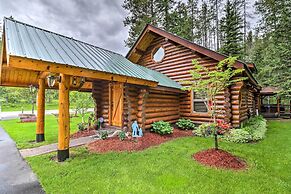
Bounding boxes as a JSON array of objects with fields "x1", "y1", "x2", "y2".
[
  {"x1": 88, "y1": 129, "x2": 192, "y2": 153},
  {"x1": 193, "y1": 148, "x2": 247, "y2": 170},
  {"x1": 70, "y1": 129, "x2": 96, "y2": 139}
]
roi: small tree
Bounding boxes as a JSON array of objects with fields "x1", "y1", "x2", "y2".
[
  {"x1": 182, "y1": 56, "x2": 247, "y2": 149},
  {"x1": 70, "y1": 91, "x2": 93, "y2": 123}
]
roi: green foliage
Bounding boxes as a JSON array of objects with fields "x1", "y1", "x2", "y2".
[
  {"x1": 119, "y1": 131, "x2": 126, "y2": 141},
  {"x1": 100, "y1": 131, "x2": 108, "y2": 140},
  {"x1": 77, "y1": 122, "x2": 87, "y2": 131},
  {"x1": 250, "y1": 0, "x2": 291, "y2": 97},
  {"x1": 224, "y1": 129, "x2": 252, "y2": 143},
  {"x1": 183, "y1": 57, "x2": 246, "y2": 115},
  {"x1": 176, "y1": 118, "x2": 195, "y2": 130},
  {"x1": 193, "y1": 123, "x2": 216, "y2": 137},
  {"x1": 220, "y1": 0, "x2": 243, "y2": 57},
  {"x1": 182, "y1": 56, "x2": 247, "y2": 149},
  {"x1": 224, "y1": 116, "x2": 267, "y2": 143},
  {"x1": 151, "y1": 121, "x2": 173, "y2": 135},
  {"x1": 70, "y1": 91, "x2": 94, "y2": 122}
]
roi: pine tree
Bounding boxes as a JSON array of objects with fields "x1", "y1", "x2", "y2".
[
  {"x1": 209, "y1": 0, "x2": 223, "y2": 50},
  {"x1": 253, "y1": 0, "x2": 291, "y2": 96},
  {"x1": 219, "y1": 0, "x2": 243, "y2": 57},
  {"x1": 170, "y1": 2, "x2": 192, "y2": 40},
  {"x1": 187, "y1": 0, "x2": 199, "y2": 42},
  {"x1": 244, "y1": 30, "x2": 253, "y2": 61},
  {"x1": 123, "y1": 0, "x2": 158, "y2": 47},
  {"x1": 198, "y1": 2, "x2": 212, "y2": 48},
  {"x1": 156, "y1": 0, "x2": 176, "y2": 31}
]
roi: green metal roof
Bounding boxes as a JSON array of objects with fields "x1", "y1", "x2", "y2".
[{"x1": 3, "y1": 17, "x2": 181, "y2": 89}]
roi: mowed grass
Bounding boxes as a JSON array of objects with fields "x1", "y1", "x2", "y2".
[
  {"x1": 0, "y1": 114, "x2": 90, "y2": 149},
  {"x1": 26, "y1": 120, "x2": 291, "y2": 193},
  {"x1": 2, "y1": 101, "x2": 59, "y2": 112}
]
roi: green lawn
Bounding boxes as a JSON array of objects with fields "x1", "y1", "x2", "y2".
[
  {"x1": 24, "y1": 120, "x2": 291, "y2": 193},
  {"x1": 1, "y1": 101, "x2": 59, "y2": 112},
  {"x1": 0, "y1": 114, "x2": 90, "y2": 149}
]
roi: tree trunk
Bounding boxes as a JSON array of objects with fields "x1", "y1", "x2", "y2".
[{"x1": 214, "y1": 133, "x2": 219, "y2": 150}]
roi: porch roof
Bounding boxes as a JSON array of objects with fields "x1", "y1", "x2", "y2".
[{"x1": 1, "y1": 17, "x2": 181, "y2": 89}]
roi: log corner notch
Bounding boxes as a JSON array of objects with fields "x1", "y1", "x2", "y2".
[
  {"x1": 57, "y1": 74, "x2": 71, "y2": 162},
  {"x1": 36, "y1": 78, "x2": 45, "y2": 142},
  {"x1": 137, "y1": 88, "x2": 148, "y2": 129}
]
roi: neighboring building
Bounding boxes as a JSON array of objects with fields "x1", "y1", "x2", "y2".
[{"x1": 0, "y1": 18, "x2": 260, "y2": 160}]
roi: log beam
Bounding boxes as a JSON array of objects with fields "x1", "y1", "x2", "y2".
[
  {"x1": 57, "y1": 74, "x2": 70, "y2": 162},
  {"x1": 36, "y1": 78, "x2": 45, "y2": 142}
]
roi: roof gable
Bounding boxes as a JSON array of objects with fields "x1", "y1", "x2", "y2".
[{"x1": 126, "y1": 24, "x2": 259, "y2": 87}]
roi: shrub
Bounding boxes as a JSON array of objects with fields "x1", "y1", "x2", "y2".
[
  {"x1": 119, "y1": 131, "x2": 126, "y2": 141},
  {"x1": 193, "y1": 123, "x2": 216, "y2": 137},
  {"x1": 176, "y1": 118, "x2": 195, "y2": 130},
  {"x1": 224, "y1": 129, "x2": 252, "y2": 143},
  {"x1": 151, "y1": 121, "x2": 173, "y2": 135},
  {"x1": 224, "y1": 116, "x2": 267, "y2": 143},
  {"x1": 100, "y1": 131, "x2": 108, "y2": 140},
  {"x1": 77, "y1": 123, "x2": 86, "y2": 131}
]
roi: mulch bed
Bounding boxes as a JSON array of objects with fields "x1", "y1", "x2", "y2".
[
  {"x1": 70, "y1": 129, "x2": 96, "y2": 139},
  {"x1": 88, "y1": 129, "x2": 192, "y2": 153},
  {"x1": 193, "y1": 148, "x2": 247, "y2": 170}
]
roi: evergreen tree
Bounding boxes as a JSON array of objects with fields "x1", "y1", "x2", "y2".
[
  {"x1": 253, "y1": 0, "x2": 291, "y2": 96},
  {"x1": 187, "y1": 0, "x2": 199, "y2": 42},
  {"x1": 170, "y1": 2, "x2": 192, "y2": 40},
  {"x1": 198, "y1": 2, "x2": 212, "y2": 48},
  {"x1": 123, "y1": 0, "x2": 158, "y2": 47},
  {"x1": 219, "y1": 0, "x2": 243, "y2": 57},
  {"x1": 156, "y1": 0, "x2": 176, "y2": 31},
  {"x1": 209, "y1": 0, "x2": 223, "y2": 50},
  {"x1": 244, "y1": 30, "x2": 253, "y2": 61}
]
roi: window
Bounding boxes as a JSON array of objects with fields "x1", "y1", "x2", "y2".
[
  {"x1": 192, "y1": 91, "x2": 208, "y2": 113},
  {"x1": 152, "y1": 46, "x2": 165, "y2": 63}
]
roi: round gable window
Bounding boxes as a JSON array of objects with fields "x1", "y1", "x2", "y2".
[{"x1": 152, "y1": 46, "x2": 165, "y2": 63}]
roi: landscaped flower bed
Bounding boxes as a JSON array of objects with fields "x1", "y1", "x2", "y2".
[
  {"x1": 87, "y1": 129, "x2": 192, "y2": 153},
  {"x1": 70, "y1": 129, "x2": 96, "y2": 139}
]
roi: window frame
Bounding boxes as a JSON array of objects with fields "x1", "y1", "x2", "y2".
[
  {"x1": 191, "y1": 91, "x2": 209, "y2": 113},
  {"x1": 151, "y1": 45, "x2": 165, "y2": 63}
]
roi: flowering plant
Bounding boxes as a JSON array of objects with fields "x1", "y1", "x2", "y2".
[{"x1": 216, "y1": 119, "x2": 231, "y2": 135}]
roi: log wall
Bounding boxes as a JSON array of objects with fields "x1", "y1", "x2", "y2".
[
  {"x1": 92, "y1": 81, "x2": 110, "y2": 125},
  {"x1": 143, "y1": 87, "x2": 180, "y2": 129},
  {"x1": 137, "y1": 37, "x2": 230, "y2": 125}
]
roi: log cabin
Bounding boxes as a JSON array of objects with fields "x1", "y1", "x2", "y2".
[{"x1": 0, "y1": 18, "x2": 260, "y2": 161}]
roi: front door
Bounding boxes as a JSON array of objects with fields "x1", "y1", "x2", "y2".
[{"x1": 109, "y1": 83, "x2": 124, "y2": 127}]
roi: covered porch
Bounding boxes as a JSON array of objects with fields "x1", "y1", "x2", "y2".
[
  {"x1": 0, "y1": 17, "x2": 159, "y2": 161},
  {"x1": 260, "y1": 86, "x2": 291, "y2": 119}
]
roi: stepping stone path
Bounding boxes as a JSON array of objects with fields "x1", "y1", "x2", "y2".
[
  {"x1": 20, "y1": 136, "x2": 96, "y2": 158},
  {"x1": 20, "y1": 128, "x2": 122, "y2": 158}
]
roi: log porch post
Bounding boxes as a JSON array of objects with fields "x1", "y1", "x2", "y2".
[
  {"x1": 36, "y1": 78, "x2": 45, "y2": 142},
  {"x1": 57, "y1": 74, "x2": 70, "y2": 162}
]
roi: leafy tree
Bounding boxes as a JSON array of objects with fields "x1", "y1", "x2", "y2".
[
  {"x1": 220, "y1": 0, "x2": 243, "y2": 57},
  {"x1": 70, "y1": 91, "x2": 93, "y2": 123},
  {"x1": 182, "y1": 56, "x2": 247, "y2": 149}
]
